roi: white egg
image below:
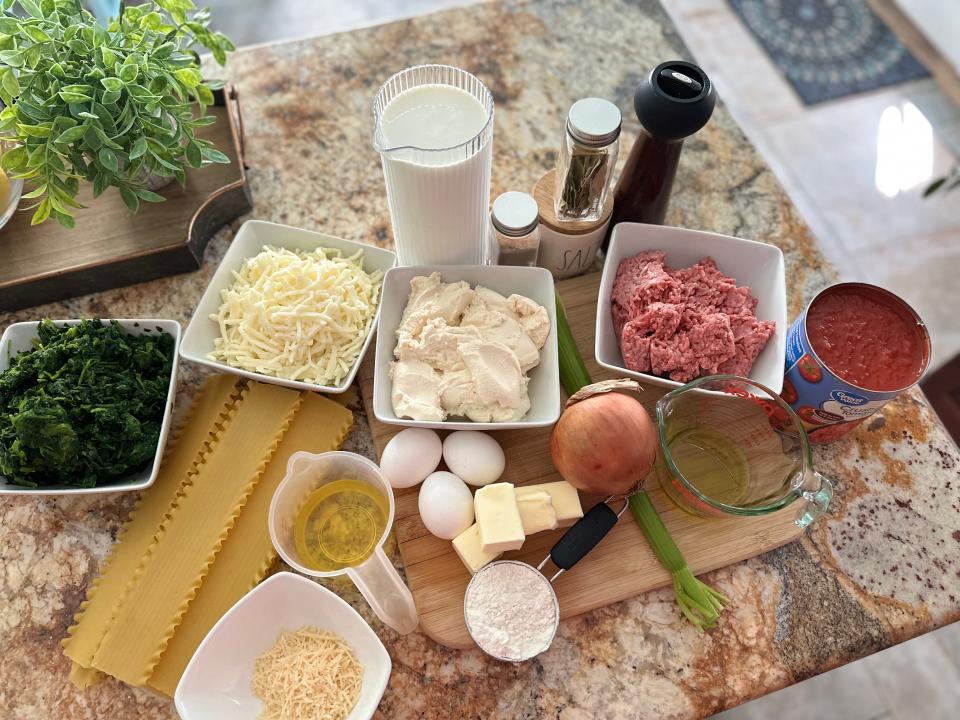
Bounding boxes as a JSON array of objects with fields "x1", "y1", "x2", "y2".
[
  {"x1": 418, "y1": 471, "x2": 475, "y2": 539},
  {"x1": 380, "y1": 428, "x2": 442, "y2": 489},
  {"x1": 442, "y1": 431, "x2": 505, "y2": 487}
]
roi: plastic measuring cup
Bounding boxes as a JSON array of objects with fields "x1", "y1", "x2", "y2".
[
  {"x1": 268, "y1": 451, "x2": 419, "y2": 634},
  {"x1": 654, "y1": 375, "x2": 833, "y2": 527}
]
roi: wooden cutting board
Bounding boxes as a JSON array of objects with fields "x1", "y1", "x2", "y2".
[{"x1": 357, "y1": 270, "x2": 803, "y2": 649}]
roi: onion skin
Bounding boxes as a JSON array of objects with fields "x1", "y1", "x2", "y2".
[{"x1": 550, "y1": 391, "x2": 658, "y2": 496}]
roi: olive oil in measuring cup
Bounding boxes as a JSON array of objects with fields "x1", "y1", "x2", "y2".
[
  {"x1": 293, "y1": 479, "x2": 389, "y2": 571},
  {"x1": 664, "y1": 427, "x2": 750, "y2": 506}
]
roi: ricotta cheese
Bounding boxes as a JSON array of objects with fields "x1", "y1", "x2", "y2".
[{"x1": 390, "y1": 273, "x2": 550, "y2": 422}]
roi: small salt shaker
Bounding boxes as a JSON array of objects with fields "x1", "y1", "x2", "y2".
[{"x1": 490, "y1": 191, "x2": 541, "y2": 267}]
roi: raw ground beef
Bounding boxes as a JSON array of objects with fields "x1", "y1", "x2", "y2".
[{"x1": 612, "y1": 252, "x2": 775, "y2": 382}]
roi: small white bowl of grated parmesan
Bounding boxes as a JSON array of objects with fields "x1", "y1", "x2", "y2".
[
  {"x1": 181, "y1": 221, "x2": 396, "y2": 393},
  {"x1": 175, "y1": 571, "x2": 391, "y2": 720}
]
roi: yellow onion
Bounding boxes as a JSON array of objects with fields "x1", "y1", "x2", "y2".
[{"x1": 549, "y1": 380, "x2": 657, "y2": 496}]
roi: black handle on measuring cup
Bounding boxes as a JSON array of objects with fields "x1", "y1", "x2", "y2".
[{"x1": 549, "y1": 502, "x2": 619, "y2": 571}]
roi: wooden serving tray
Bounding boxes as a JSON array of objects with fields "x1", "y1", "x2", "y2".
[
  {"x1": 0, "y1": 87, "x2": 252, "y2": 311},
  {"x1": 358, "y1": 271, "x2": 803, "y2": 649}
]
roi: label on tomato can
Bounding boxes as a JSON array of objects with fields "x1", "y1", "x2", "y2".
[{"x1": 782, "y1": 283, "x2": 929, "y2": 444}]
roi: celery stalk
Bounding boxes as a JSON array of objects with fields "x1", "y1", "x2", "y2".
[
  {"x1": 555, "y1": 292, "x2": 592, "y2": 395},
  {"x1": 555, "y1": 291, "x2": 729, "y2": 631}
]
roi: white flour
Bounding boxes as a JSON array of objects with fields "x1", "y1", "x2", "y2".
[{"x1": 464, "y1": 561, "x2": 558, "y2": 661}]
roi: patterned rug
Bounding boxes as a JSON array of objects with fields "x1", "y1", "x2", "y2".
[{"x1": 728, "y1": 0, "x2": 929, "y2": 105}]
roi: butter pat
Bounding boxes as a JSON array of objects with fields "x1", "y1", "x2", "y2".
[
  {"x1": 515, "y1": 490, "x2": 558, "y2": 534},
  {"x1": 475, "y1": 482, "x2": 525, "y2": 552},
  {"x1": 452, "y1": 523, "x2": 502, "y2": 574},
  {"x1": 516, "y1": 482, "x2": 583, "y2": 526}
]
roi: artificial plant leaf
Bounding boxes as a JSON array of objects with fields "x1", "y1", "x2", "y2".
[
  {"x1": 184, "y1": 139, "x2": 201, "y2": 168},
  {"x1": 119, "y1": 184, "x2": 139, "y2": 212},
  {"x1": 53, "y1": 209, "x2": 75, "y2": 229},
  {"x1": 0, "y1": 69, "x2": 17, "y2": 98},
  {"x1": 30, "y1": 196, "x2": 51, "y2": 225},
  {"x1": 134, "y1": 187, "x2": 164, "y2": 202},
  {"x1": 174, "y1": 67, "x2": 200, "y2": 87},
  {"x1": 54, "y1": 125, "x2": 87, "y2": 144},
  {"x1": 58, "y1": 90, "x2": 91, "y2": 103},
  {"x1": 0, "y1": 48, "x2": 24, "y2": 67},
  {"x1": 201, "y1": 147, "x2": 230, "y2": 164},
  {"x1": 23, "y1": 43, "x2": 41, "y2": 68},
  {"x1": 21, "y1": 183, "x2": 47, "y2": 200},
  {"x1": 100, "y1": 46, "x2": 116, "y2": 67},
  {"x1": 19, "y1": 0, "x2": 42, "y2": 19},
  {"x1": 129, "y1": 136, "x2": 148, "y2": 159},
  {"x1": 194, "y1": 83, "x2": 213, "y2": 106},
  {"x1": 16, "y1": 122, "x2": 51, "y2": 138},
  {"x1": 118, "y1": 61, "x2": 138, "y2": 83},
  {"x1": 100, "y1": 76, "x2": 123, "y2": 92},
  {"x1": 20, "y1": 25, "x2": 51, "y2": 44}
]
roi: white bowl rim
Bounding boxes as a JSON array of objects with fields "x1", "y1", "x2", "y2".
[
  {"x1": 595, "y1": 222, "x2": 787, "y2": 393},
  {"x1": 0, "y1": 318, "x2": 181, "y2": 495},
  {"x1": 179, "y1": 220, "x2": 396, "y2": 394},
  {"x1": 174, "y1": 571, "x2": 392, "y2": 720},
  {"x1": 371, "y1": 263, "x2": 562, "y2": 430}
]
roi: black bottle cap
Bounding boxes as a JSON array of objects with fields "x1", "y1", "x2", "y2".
[{"x1": 633, "y1": 60, "x2": 716, "y2": 141}]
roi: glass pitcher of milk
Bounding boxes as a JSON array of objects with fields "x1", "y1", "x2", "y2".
[{"x1": 373, "y1": 65, "x2": 494, "y2": 266}]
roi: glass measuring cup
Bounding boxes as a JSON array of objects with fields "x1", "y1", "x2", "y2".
[
  {"x1": 268, "y1": 451, "x2": 419, "y2": 634},
  {"x1": 655, "y1": 376, "x2": 833, "y2": 527},
  {"x1": 372, "y1": 64, "x2": 494, "y2": 266}
]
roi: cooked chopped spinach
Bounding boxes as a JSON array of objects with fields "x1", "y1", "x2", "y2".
[{"x1": 0, "y1": 319, "x2": 174, "y2": 488}]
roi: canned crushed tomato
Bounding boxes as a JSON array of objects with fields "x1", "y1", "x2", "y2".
[{"x1": 782, "y1": 283, "x2": 930, "y2": 444}]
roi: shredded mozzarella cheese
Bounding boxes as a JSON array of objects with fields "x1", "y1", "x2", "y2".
[
  {"x1": 208, "y1": 245, "x2": 383, "y2": 386},
  {"x1": 251, "y1": 626, "x2": 363, "y2": 720}
]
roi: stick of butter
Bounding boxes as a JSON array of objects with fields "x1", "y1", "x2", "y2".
[
  {"x1": 475, "y1": 482, "x2": 525, "y2": 553},
  {"x1": 515, "y1": 490, "x2": 558, "y2": 534},
  {"x1": 515, "y1": 481, "x2": 583, "y2": 526},
  {"x1": 452, "y1": 523, "x2": 502, "y2": 574}
]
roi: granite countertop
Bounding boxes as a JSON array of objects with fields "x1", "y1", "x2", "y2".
[{"x1": 1, "y1": 1, "x2": 958, "y2": 718}]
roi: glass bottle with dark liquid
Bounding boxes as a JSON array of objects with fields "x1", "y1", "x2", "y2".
[{"x1": 604, "y1": 61, "x2": 716, "y2": 250}]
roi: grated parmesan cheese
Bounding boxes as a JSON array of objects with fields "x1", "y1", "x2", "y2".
[
  {"x1": 251, "y1": 626, "x2": 363, "y2": 720},
  {"x1": 208, "y1": 245, "x2": 383, "y2": 386}
]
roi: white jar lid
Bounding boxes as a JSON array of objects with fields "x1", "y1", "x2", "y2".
[
  {"x1": 491, "y1": 191, "x2": 539, "y2": 237},
  {"x1": 567, "y1": 98, "x2": 622, "y2": 147}
]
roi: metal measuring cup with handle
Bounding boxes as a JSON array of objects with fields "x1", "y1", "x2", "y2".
[{"x1": 464, "y1": 496, "x2": 628, "y2": 662}]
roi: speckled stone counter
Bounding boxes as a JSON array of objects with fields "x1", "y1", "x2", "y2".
[{"x1": 1, "y1": 1, "x2": 958, "y2": 718}]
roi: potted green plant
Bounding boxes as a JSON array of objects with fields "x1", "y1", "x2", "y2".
[{"x1": 0, "y1": 0, "x2": 235, "y2": 227}]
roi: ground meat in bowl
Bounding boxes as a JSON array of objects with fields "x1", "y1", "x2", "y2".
[{"x1": 611, "y1": 253, "x2": 775, "y2": 382}]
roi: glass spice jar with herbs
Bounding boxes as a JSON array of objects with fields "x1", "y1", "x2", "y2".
[{"x1": 555, "y1": 98, "x2": 622, "y2": 222}]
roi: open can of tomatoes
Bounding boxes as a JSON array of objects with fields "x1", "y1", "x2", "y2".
[{"x1": 782, "y1": 283, "x2": 930, "y2": 444}]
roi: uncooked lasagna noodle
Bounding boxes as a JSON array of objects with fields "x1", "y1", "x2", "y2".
[
  {"x1": 62, "y1": 374, "x2": 240, "y2": 678},
  {"x1": 90, "y1": 380, "x2": 304, "y2": 685},
  {"x1": 147, "y1": 391, "x2": 353, "y2": 696}
]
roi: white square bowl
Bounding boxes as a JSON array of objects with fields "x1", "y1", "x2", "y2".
[
  {"x1": 0, "y1": 318, "x2": 181, "y2": 495},
  {"x1": 180, "y1": 220, "x2": 396, "y2": 393},
  {"x1": 175, "y1": 572, "x2": 391, "y2": 720},
  {"x1": 373, "y1": 265, "x2": 561, "y2": 430},
  {"x1": 596, "y1": 223, "x2": 787, "y2": 393}
]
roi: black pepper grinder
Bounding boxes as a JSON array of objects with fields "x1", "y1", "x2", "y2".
[{"x1": 603, "y1": 61, "x2": 716, "y2": 250}]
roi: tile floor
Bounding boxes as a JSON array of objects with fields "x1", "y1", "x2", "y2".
[{"x1": 198, "y1": 0, "x2": 960, "y2": 717}]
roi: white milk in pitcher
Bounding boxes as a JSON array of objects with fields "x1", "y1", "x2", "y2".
[{"x1": 377, "y1": 82, "x2": 493, "y2": 265}]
